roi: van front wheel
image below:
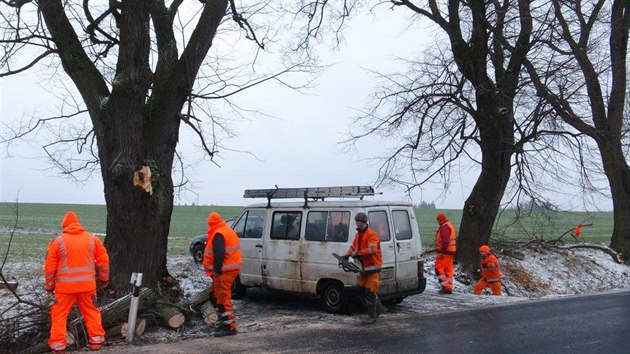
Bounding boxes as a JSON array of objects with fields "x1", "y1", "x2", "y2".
[{"x1": 321, "y1": 281, "x2": 347, "y2": 313}]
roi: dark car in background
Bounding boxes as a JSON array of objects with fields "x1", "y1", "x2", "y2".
[{"x1": 189, "y1": 216, "x2": 236, "y2": 263}]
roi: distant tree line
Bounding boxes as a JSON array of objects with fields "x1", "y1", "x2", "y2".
[
  {"x1": 513, "y1": 200, "x2": 558, "y2": 212},
  {"x1": 415, "y1": 201, "x2": 436, "y2": 209}
]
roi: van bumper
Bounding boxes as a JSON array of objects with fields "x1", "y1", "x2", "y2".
[
  {"x1": 344, "y1": 276, "x2": 427, "y2": 301},
  {"x1": 379, "y1": 276, "x2": 427, "y2": 301}
]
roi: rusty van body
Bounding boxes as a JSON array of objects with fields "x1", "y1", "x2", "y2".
[{"x1": 230, "y1": 186, "x2": 427, "y2": 313}]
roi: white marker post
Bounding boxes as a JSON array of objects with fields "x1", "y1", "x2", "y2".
[{"x1": 126, "y1": 272, "x2": 143, "y2": 342}]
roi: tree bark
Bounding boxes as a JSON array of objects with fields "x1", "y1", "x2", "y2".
[
  {"x1": 457, "y1": 107, "x2": 514, "y2": 269},
  {"x1": 597, "y1": 140, "x2": 630, "y2": 263}
]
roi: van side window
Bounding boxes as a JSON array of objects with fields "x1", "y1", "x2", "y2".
[
  {"x1": 392, "y1": 210, "x2": 412, "y2": 240},
  {"x1": 233, "y1": 209, "x2": 265, "y2": 239},
  {"x1": 305, "y1": 211, "x2": 350, "y2": 242},
  {"x1": 305, "y1": 212, "x2": 326, "y2": 241},
  {"x1": 271, "y1": 211, "x2": 302, "y2": 240},
  {"x1": 368, "y1": 211, "x2": 391, "y2": 241},
  {"x1": 327, "y1": 211, "x2": 350, "y2": 242}
]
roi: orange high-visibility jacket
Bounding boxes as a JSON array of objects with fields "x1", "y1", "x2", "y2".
[
  {"x1": 44, "y1": 212, "x2": 109, "y2": 293},
  {"x1": 480, "y1": 254, "x2": 501, "y2": 283},
  {"x1": 346, "y1": 226, "x2": 382, "y2": 273},
  {"x1": 435, "y1": 221, "x2": 457, "y2": 255},
  {"x1": 203, "y1": 212, "x2": 242, "y2": 276}
]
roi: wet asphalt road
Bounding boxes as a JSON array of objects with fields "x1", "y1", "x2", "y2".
[{"x1": 95, "y1": 289, "x2": 630, "y2": 354}]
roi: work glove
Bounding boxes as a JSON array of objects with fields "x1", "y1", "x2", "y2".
[
  {"x1": 213, "y1": 266, "x2": 223, "y2": 276},
  {"x1": 351, "y1": 251, "x2": 359, "y2": 257},
  {"x1": 97, "y1": 280, "x2": 109, "y2": 289}
]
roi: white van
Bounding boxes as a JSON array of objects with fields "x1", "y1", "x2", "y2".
[{"x1": 229, "y1": 186, "x2": 426, "y2": 313}]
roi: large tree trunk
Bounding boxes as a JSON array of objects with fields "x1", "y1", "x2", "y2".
[
  {"x1": 457, "y1": 114, "x2": 514, "y2": 269},
  {"x1": 443, "y1": 1, "x2": 528, "y2": 270},
  {"x1": 599, "y1": 140, "x2": 630, "y2": 263},
  {"x1": 102, "y1": 159, "x2": 175, "y2": 290}
]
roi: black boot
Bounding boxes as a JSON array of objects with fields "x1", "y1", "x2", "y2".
[
  {"x1": 214, "y1": 325, "x2": 238, "y2": 337},
  {"x1": 376, "y1": 301, "x2": 387, "y2": 316},
  {"x1": 214, "y1": 304, "x2": 237, "y2": 337},
  {"x1": 363, "y1": 289, "x2": 377, "y2": 324}
]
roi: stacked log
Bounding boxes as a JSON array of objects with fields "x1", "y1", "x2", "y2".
[
  {"x1": 177, "y1": 289, "x2": 210, "y2": 311},
  {"x1": 198, "y1": 300, "x2": 219, "y2": 325},
  {"x1": 105, "y1": 318, "x2": 147, "y2": 340},
  {"x1": 177, "y1": 289, "x2": 218, "y2": 325}
]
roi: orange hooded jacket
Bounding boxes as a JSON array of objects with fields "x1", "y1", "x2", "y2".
[
  {"x1": 203, "y1": 212, "x2": 242, "y2": 276},
  {"x1": 44, "y1": 211, "x2": 109, "y2": 293}
]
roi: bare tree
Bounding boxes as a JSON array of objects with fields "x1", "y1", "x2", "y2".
[
  {"x1": 0, "y1": 0, "x2": 308, "y2": 291},
  {"x1": 288, "y1": 0, "x2": 535, "y2": 269},
  {"x1": 523, "y1": 0, "x2": 630, "y2": 262}
]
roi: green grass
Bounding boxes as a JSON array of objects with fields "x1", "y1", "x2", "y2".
[
  {"x1": 0, "y1": 203, "x2": 242, "y2": 263},
  {"x1": 0, "y1": 203, "x2": 613, "y2": 266},
  {"x1": 415, "y1": 208, "x2": 613, "y2": 247}
]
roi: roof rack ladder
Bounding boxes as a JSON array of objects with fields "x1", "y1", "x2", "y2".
[{"x1": 243, "y1": 185, "x2": 376, "y2": 208}]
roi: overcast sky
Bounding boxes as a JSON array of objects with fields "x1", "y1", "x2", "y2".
[{"x1": 0, "y1": 7, "x2": 611, "y2": 211}]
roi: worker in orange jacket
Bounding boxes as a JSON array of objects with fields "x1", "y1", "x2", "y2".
[
  {"x1": 435, "y1": 212, "x2": 457, "y2": 294},
  {"x1": 203, "y1": 212, "x2": 242, "y2": 337},
  {"x1": 343, "y1": 212, "x2": 385, "y2": 324},
  {"x1": 474, "y1": 245, "x2": 502, "y2": 296},
  {"x1": 44, "y1": 211, "x2": 109, "y2": 353}
]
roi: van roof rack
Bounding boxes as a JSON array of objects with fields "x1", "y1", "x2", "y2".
[{"x1": 243, "y1": 185, "x2": 377, "y2": 208}]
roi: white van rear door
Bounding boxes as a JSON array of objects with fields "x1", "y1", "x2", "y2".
[
  {"x1": 367, "y1": 210, "x2": 396, "y2": 295},
  {"x1": 391, "y1": 208, "x2": 419, "y2": 292}
]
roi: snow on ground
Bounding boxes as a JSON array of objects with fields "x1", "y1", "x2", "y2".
[
  {"x1": 155, "y1": 245, "x2": 630, "y2": 341},
  {"x1": 2, "y1": 244, "x2": 630, "y2": 350}
]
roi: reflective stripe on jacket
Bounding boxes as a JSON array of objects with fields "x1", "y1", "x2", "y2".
[
  {"x1": 435, "y1": 221, "x2": 457, "y2": 255},
  {"x1": 346, "y1": 226, "x2": 382, "y2": 273},
  {"x1": 44, "y1": 211, "x2": 109, "y2": 293},
  {"x1": 203, "y1": 213, "x2": 242, "y2": 276},
  {"x1": 481, "y1": 254, "x2": 501, "y2": 283}
]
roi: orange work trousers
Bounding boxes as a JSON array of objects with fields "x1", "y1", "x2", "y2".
[
  {"x1": 474, "y1": 278, "x2": 502, "y2": 296},
  {"x1": 435, "y1": 253, "x2": 454, "y2": 291},
  {"x1": 358, "y1": 272, "x2": 381, "y2": 299},
  {"x1": 210, "y1": 271, "x2": 239, "y2": 330},
  {"x1": 49, "y1": 291, "x2": 105, "y2": 351}
]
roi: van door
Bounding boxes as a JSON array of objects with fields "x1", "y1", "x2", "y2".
[
  {"x1": 367, "y1": 210, "x2": 396, "y2": 296},
  {"x1": 391, "y1": 208, "x2": 419, "y2": 292},
  {"x1": 261, "y1": 210, "x2": 303, "y2": 292},
  {"x1": 232, "y1": 208, "x2": 266, "y2": 286}
]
